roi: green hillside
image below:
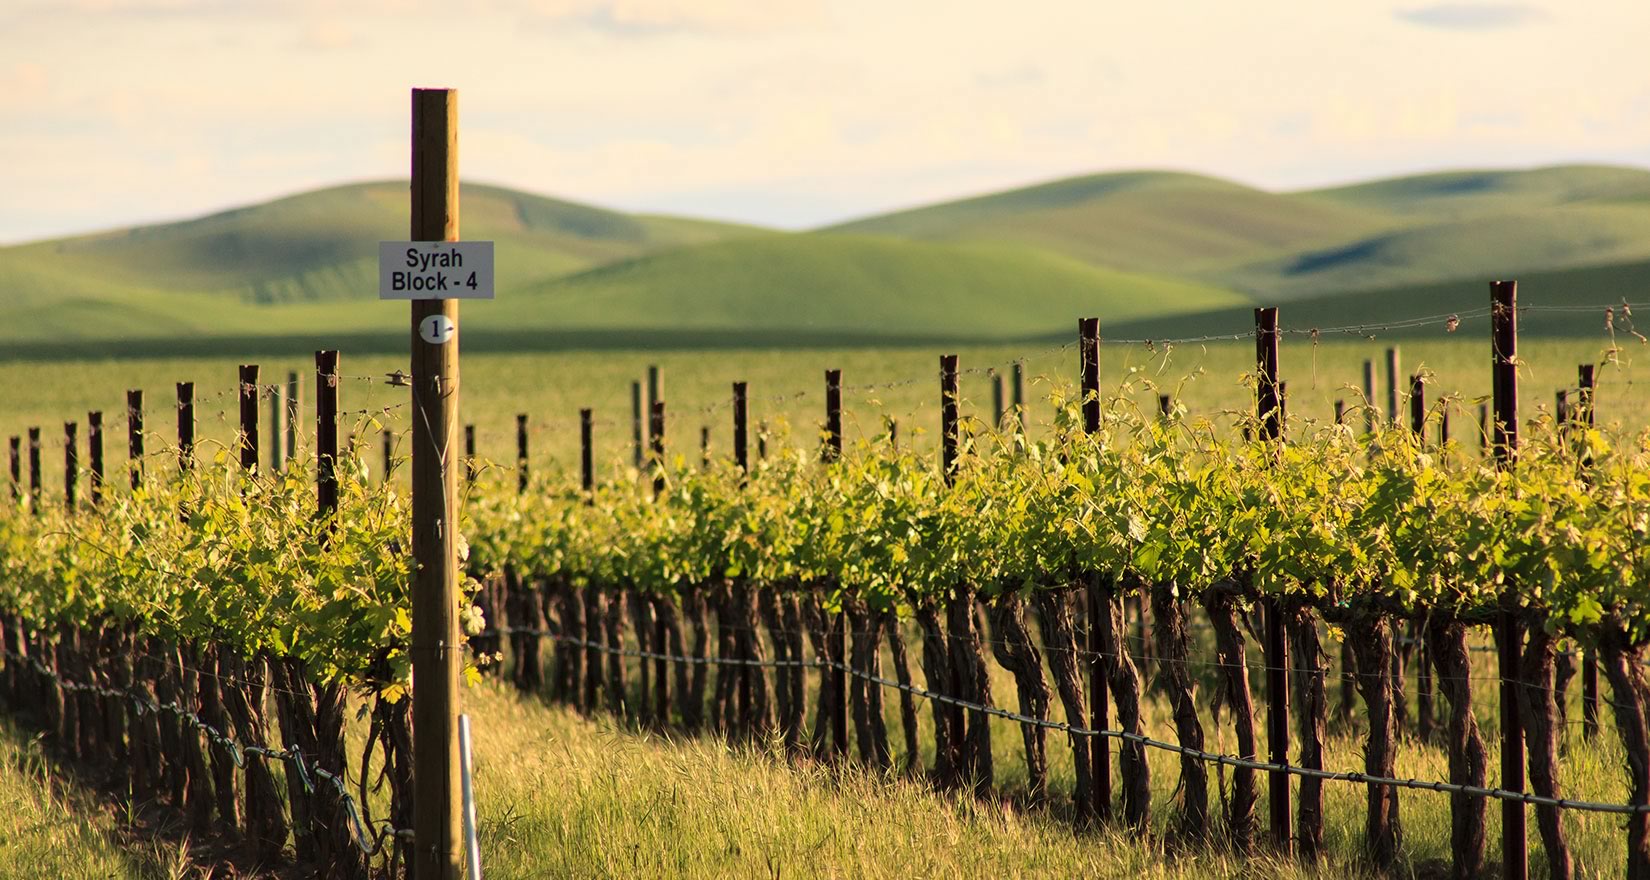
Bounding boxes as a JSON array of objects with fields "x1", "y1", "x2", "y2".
[
  {"x1": 829, "y1": 171, "x2": 1388, "y2": 275},
  {"x1": 498, "y1": 233, "x2": 1252, "y2": 342},
  {"x1": 1300, "y1": 164, "x2": 1650, "y2": 219}
]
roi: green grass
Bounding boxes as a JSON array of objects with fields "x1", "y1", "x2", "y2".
[
  {"x1": 454, "y1": 614, "x2": 1628, "y2": 879},
  {"x1": 0, "y1": 716, "x2": 185, "y2": 879}
]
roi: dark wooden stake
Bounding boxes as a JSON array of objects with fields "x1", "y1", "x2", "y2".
[
  {"x1": 699, "y1": 426, "x2": 709, "y2": 469},
  {"x1": 1579, "y1": 363, "x2": 1598, "y2": 740},
  {"x1": 1384, "y1": 347, "x2": 1401, "y2": 426},
  {"x1": 268, "y1": 378, "x2": 284, "y2": 471},
  {"x1": 1256, "y1": 307, "x2": 1291, "y2": 852},
  {"x1": 1362, "y1": 359, "x2": 1376, "y2": 433},
  {"x1": 1077, "y1": 317, "x2": 1111, "y2": 820},
  {"x1": 631, "y1": 381, "x2": 644, "y2": 469},
  {"x1": 824, "y1": 369, "x2": 842, "y2": 463},
  {"x1": 463, "y1": 425, "x2": 476, "y2": 484},
  {"x1": 733, "y1": 383, "x2": 749, "y2": 473},
  {"x1": 316, "y1": 351, "x2": 340, "y2": 521},
  {"x1": 650, "y1": 401, "x2": 665, "y2": 497},
  {"x1": 285, "y1": 371, "x2": 300, "y2": 465},
  {"x1": 26, "y1": 428, "x2": 40, "y2": 511},
  {"x1": 176, "y1": 383, "x2": 194, "y2": 472},
  {"x1": 8, "y1": 436, "x2": 19, "y2": 503},
  {"x1": 63, "y1": 422, "x2": 78, "y2": 512},
  {"x1": 516, "y1": 414, "x2": 529, "y2": 492},
  {"x1": 1011, "y1": 360, "x2": 1025, "y2": 433},
  {"x1": 825, "y1": 369, "x2": 848, "y2": 758},
  {"x1": 382, "y1": 429, "x2": 394, "y2": 484},
  {"x1": 239, "y1": 365, "x2": 260, "y2": 473},
  {"x1": 127, "y1": 391, "x2": 144, "y2": 490},
  {"x1": 991, "y1": 369, "x2": 1004, "y2": 430},
  {"x1": 1492, "y1": 279, "x2": 1526, "y2": 880},
  {"x1": 87, "y1": 412, "x2": 103, "y2": 506},
  {"x1": 1411, "y1": 375, "x2": 1435, "y2": 745},
  {"x1": 579, "y1": 409, "x2": 594, "y2": 493}
]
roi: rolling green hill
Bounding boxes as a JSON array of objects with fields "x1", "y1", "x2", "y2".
[{"x1": 3, "y1": 164, "x2": 1649, "y2": 358}]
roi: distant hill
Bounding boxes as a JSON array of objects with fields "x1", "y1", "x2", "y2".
[{"x1": 3, "y1": 164, "x2": 1648, "y2": 358}]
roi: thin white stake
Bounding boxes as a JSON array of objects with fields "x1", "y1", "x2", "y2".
[{"x1": 458, "y1": 713, "x2": 482, "y2": 879}]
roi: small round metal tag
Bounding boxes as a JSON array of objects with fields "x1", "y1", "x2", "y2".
[{"x1": 419, "y1": 314, "x2": 456, "y2": 345}]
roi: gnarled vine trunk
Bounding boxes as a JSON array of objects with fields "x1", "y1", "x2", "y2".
[
  {"x1": 1101, "y1": 581, "x2": 1149, "y2": 828},
  {"x1": 1202, "y1": 582, "x2": 1257, "y2": 849},
  {"x1": 1427, "y1": 618, "x2": 1486, "y2": 880},
  {"x1": 1519, "y1": 626, "x2": 1573, "y2": 880},
  {"x1": 1152, "y1": 581, "x2": 1206, "y2": 840},
  {"x1": 1347, "y1": 613, "x2": 1401, "y2": 870},
  {"x1": 1034, "y1": 587, "x2": 1092, "y2": 821},
  {"x1": 989, "y1": 592, "x2": 1049, "y2": 804},
  {"x1": 947, "y1": 586, "x2": 992, "y2": 796},
  {"x1": 1600, "y1": 629, "x2": 1650, "y2": 880},
  {"x1": 914, "y1": 600, "x2": 957, "y2": 787},
  {"x1": 1290, "y1": 605, "x2": 1326, "y2": 860},
  {"x1": 883, "y1": 609, "x2": 921, "y2": 775}
]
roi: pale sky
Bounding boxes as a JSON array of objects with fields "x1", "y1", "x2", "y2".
[{"x1": 2, "y1": 0, "x2": 1647, "y2": 242}]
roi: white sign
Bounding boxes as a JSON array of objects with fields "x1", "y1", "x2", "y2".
[
  {"x1": 419, "y1": 314, "x2": 456, "y2": 345},
  {"x1": 379, "y1": 241, "x2": 494, "y2": 299}
]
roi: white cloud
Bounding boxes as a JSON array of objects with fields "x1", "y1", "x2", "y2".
[{"x1": 1394, "y1": 3, "x2": 1547, "y2": 30}]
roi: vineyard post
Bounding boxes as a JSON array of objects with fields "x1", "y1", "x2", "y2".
[
  {"x1": 63, "y1": 421, "x2": 77, "y2": 512},
  {"x1": 699, "y1": 426, "x2": 709, "y2": 469},
  {"x1": 516, "y1": 414, "x2": 528, "y2": 493},
  {"x1": 127, "y1": 391, "x2": 143, "y2": 490},
  {"x1": 409, "y1": 86, "x2": 464, "y2": 880},
  {"x1": 383, "y1": 429, "x2": 394, "y2": 484},
  {"x1": 1491, "y1": 279, "x2": 1526, "y2": 880},
  {"x1": 1011, "y1": 360, "x2": 1025, "y2": 434},
  {"x1": 942, "y1": 356, "x2": 960, "y2": 479},
  {"x1": 1384, "y1": 348, "x2": 1400, "y2": 426},
  {"x1": 630, "y1": 381, "x2": 643, "y2": 469},
  {"x1": 1077, "y1": 317, "x2": 1111, "y2": 820},
  {"x1": 268, "y1": 378, "x2": 283, "y2": 471},
  {"x1": 1555, "y1": 390, "x2": 1568, "y2": 425},
  {"x1": 1256, "y1": 307, "x2": 1291, "y2": 852},
  {"x1": 285, "y1": 371, "x2": 299, "y2": 466},
  {"x1": 1410, "y1": 375, "x2": 1434, "y2": 744},
  {"x1": 316, "y1": 351, "x2": 340, "y2": 522},
  {"x1": 87, "y1": 411, "x2": 103, "y2": 506},
  {"x1": 7, "y1": 436, "x2": 18, "y2": 503},
  {"x1": 1362, "y1": 359, "x2": 1376, "y2": 432},
  {"x1": 177, "y1": 383, "x2": 195, "y2": 472},
  {"x1": 991, "y1": 369, "x2": 1004, "y2": 431},
  {"x1": 239, "y1": 365, "x2": 260, "y2": 473},
  {"x1": 1579, "y1": 363, "x2": 1598, "y2": 739},
  {"x1": 26, "y1": 427, "x2": 40, "y2": 511},
  {"x1": 464, "y1": 426, "x2": 476, "y2": 485},
  {"x1": 886, "y1": 417, "x2": 897, "y2": 451},
  {"x1": 579, "y1": 409, "x2": 594, "y2": 493},
  {"x1": 650, "y1": 401, "x2": 665, "y2": 497},
  {"x1": 1479, "y1": 403, "x2": 1490, "y2": 456},
  {"x1": 647, "y1": 365, "x2": 662, "y2": 442},
  {"x1": 757, "y1": 420, "x2": 768, "y2": 460},
  {"x1": 1158, "y1": 394, "x2": 1171, "y2": 420},
  {"x1": 825, "y1": 368, "x2": 848, "y2": 758},
  {"x1": 733, "y1": 383, "x2": 749, "y2": 474}
]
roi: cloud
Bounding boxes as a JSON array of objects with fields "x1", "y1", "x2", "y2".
[
  {"x1": 521, "y1": 0, "x2": 819, "y2": 36},
  {"x1": 1394, "y1": 3, "x2": 1546, "y2": 30}
]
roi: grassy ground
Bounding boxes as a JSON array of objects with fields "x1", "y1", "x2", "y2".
[
  {"x1": 455, "y1": 616, "x2": 1629, "y2": 880},
  {"x1": 0, "y1": 715, "x2": 186, "y2": 879}
]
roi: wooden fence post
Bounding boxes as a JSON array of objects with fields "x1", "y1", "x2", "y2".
[
  {"x1": 1579, "y1": 363, "x2": 1598, "y2": 740},
  {"x1": 631, "y1": 381, "x2": 644, "y2": 469},
  {"x1": 268, "y1": 378, "x2": 284, "y2": 471},
  {"x1": 127, "y1": 391, "x2": 143, "y2": 490},
  {"x1": 1011, "y1": 360, "x2": 1025, "y2": 434},
  {"x1": 650, "y1": 401, "x2": 666, "y2": 497},
  {"x1": 176, "y1": 383, "x2": 195, "y2": 472},
  {"x1": 1384, "y1": 347, "x2": 1400, "y2": 426},
  {"x1": 1362, "y1": 359, "x2": 1376, "y2": 433},
  {"x1": 87, "y1": 412, "x2": 103, "y2": 506},
  {"x1": 825, "y1": 369, "x2": 848, "y2": 758},
  {"x1": 463, "y1": 426, "x2": 476, "y2": 485},
  {"x1": 285, "y1": 371, "x2": 300, "y2": 465},
  {"x1": 1256, "y1": 308, "x2": 1291, "y2": 852},
  {"x1": 316, "y1": 352, "x2": 340, "y2": 520},
  {"x1": 8, "y1": 436, "x2": 18, "y2": 503},
  {"x1": 409, "y1": 86, "x2": 464, "y2": 880},
  {"x1": 382, "y1": 429, "x2": 394, "y2": 484},
  {"x1": 733, "y1": 383, "x2": 748, "y2": 473},
  {"x1": 1411, "y1": 375, "x2": 1435, "y2": 745},
  {"x1": 27, "y1": 428, "x2": 41, "y2": 510},
  {"x1": 239, "y1": 365, "x2": 260, "y2": 473},
  {"x1": 991, "y1": 369, "x2": 1004, "y2": 431},
  {"x1": 63, "y1": 422, "x2": 78, "y2": 512},
  {"x1": 516, "y1": 414, "x2": 529, "y2": 493},
  {"x1": 699, "y1": 426, "x2": 710, "y2": 469},
  {"x1": 1491, "y1": 279, "x2": 1526, "y2": 880},
  {"x1": 1077, "y1": 318, "x2": 1111, "y2": 821},
  {"x1": 579, "y1": 409, "x2": 594, "y2": 493}
]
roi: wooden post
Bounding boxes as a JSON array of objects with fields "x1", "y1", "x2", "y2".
[
  {"x1": 63, "y1": 422, "x2": 78, "y2": 512},
  {"x1": 941, "y1": 356, "x2": 960, "y2": 479},
  {"x1": 26, "y1": 428, "x2": 40, "y2": 511},
  {"x1": 699, "y1": 426, "x2": 709, "y2": 469},
  {"x1": 733, "y1": 383, "x2": 749, "y2": 473},
  {"x1": 630, "y1": 381, "x2": 644, "y2": 469},
  {"x1": 409, "y1": 87, "x2": 463, "y2": 880},
  {"x1": 1384, "y1": 347, "x2": 1400, "y2": 427},
  {"x1": 176, "y1": 383, "x2": 194, "y2": 472},
  {"x1": 1579, "y1": 363, "x2": 1598, "y2": 740},
  {"x1": 515, "y1": 414, "x2": 529, "y2": 493},
  {"x1": 579, "y1": 409, "x2": 594, "y2": 493},
  {"x1": 1077, "y1": 317, "x2": 1110, "y2": 820},
  {"x1": 1479, "y1": 403, "x2": 1490, "y2": 456},
  {"x1": 1255, "y1": 307, "x2": 1290, "y2": 852},
  {"x1": 1334, "y1": 399, "x2": 1345, "y2": 426},
  {"x1": 7, "y1": 436, "x2": 18, "y2": 503},
  {"x1": 825, "y1": 369, "x2": 848, "y2": 757},
  {"x1": 1411, "y1": 375, "x2": 1435, "y2": 745},
  {"x1": 1555, "y1": 390, "x2": 1568, "y2": 425},
  {"x1": 87, "y1": 412, "x2": 103, "y2": 506},
  {"x1": 757, "y1": 420, "x2": 768, "y2": 460},
  {"x1": 463, "y1": 426, "x2": 476, "y2": 484},
  {"x1": 649, "y1": 401, "x2": 665, "y2": 497},
  {"x1": 268, "y1": 378, "x2": 284, "y2": 471},
  {"x1": 286, "y1": 371, "x2": 300, "y2": 465},
  {"x1": 887, "y1": 417, "x2": 898, "y2": 451},
  {"x1": 990, "y1": 369, "x2": 1004, "y2": 430},
  {"x1": 239, "y1": 365, "x2": 260, "y2": 473},
  {"x1": 1491, "y1": 279, "x2": 1525, "y2": 880},
  {"x1": 1362, "y1": 359, "x2": 1376, "y2": 433},
  {"x1": 316, "y1": 352, "x2": 340, "y2": 519},
  {"x1": 127, "y1": 391, "x2": 144, "y2": 490},
  {"x1": 1011, "y1": 360, "x2": 1025, "y2": 434},
  {"x1": 383, "y1": 429, "x2": 394, "y2": 484},
  {"x1": 1158, "y1": 394, "x2": 1172, "y2": 420}
]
